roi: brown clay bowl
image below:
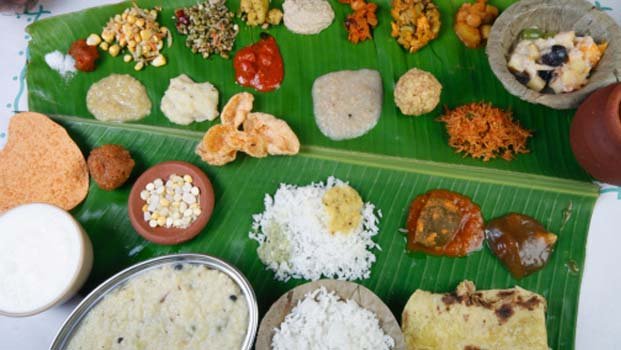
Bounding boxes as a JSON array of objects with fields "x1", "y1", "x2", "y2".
[
  {"x1": 487, "y1": 0, "x2": 621, "y2": 110},
  {"x1": 570, "y1": 83, "x2": 621, "y2": 185},
  {"x1": 128, "y1": 161, "x2": 215, "y2": 245},
  {"x1": 255, "y1": 279, "x2": 406, "y2": 350}
]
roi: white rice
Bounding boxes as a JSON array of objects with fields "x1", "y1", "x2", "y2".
[
  {"x1": 249, "y1": 177, "x2": 381, "y2": 282},
  {"x1": 272, "y1": 287, "x2": 395, "y2": 350}
]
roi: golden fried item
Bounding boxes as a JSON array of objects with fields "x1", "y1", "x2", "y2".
[
  {"x1": 221, "y1": 92, "x2": 254, "y2": 129},
  {"x1": 0, "y1": 112, "x2": 88, "y2": 212},
  {"x1": 390, "y1": 0, "x2": 441, "y2": 53},
  {"x1": 244, "y1": 112, "x2": 300, "y2": 155},
  {"x1": 240, "y1": 131, "x2": 269, "y2": 158},
  {"x1": 454, "y1": 0, "x2": 499, "y2": 48},
  {"x1": 195, "y1": 124, "x2": 244, "y2": 166},
  {"x1": 196, "y1": 94, "x2": 300, "y2": 166}
]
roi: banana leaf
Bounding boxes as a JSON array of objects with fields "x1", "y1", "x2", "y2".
[{"x1": 25, "y1": 0, "x2": 599, "y2": 349}]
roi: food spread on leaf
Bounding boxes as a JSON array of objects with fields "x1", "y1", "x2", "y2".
[
  {"x1": 486, "y1": 213, "x2": 558, "y2": 279},
  {"x1": 405, "y1": 189, "x2": 484, "y2": 257},
  {"x1": 13, "y1": 0, "x2": 618, "y2": 344},
  {"x1": 437, "y1": 102, "x2": 532, "y2": 161},
  {"x1": 249, "y1": 177, "x2": 380, "y2": 281},
  {"x1": 454, "y1": 0, "x2": 499, "y2": 49},
  {"x1": 509, "y1": 29, "x2": 608, "y2": 94},
  {"x1": 391, "y1": 0, "x2": 441, "y2": 53}
]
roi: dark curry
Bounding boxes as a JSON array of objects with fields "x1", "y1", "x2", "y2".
[{"x1": 485, "y1": 213, "x2": 558, "y2": 279}]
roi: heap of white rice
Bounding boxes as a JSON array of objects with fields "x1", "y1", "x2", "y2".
[
  {"x1": 272, "y1": 287, "x2": 395, "y2": 350},
  {"x1": 249, "y1": 177, "x2": 381, "y2": 281}
]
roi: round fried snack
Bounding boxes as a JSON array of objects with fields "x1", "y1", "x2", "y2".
[
  {"x1": 243, "y1": 112, "x2": 300, "y2": 155},
  {"x1": 0, "y1": 112, "x2": 89, "y2": 212},
  {"x1": 221, "y1": 92, "x2": 254, "y2": 129},
  {"x1": 195, "y1": 124, "x2": 244, "y2": 166},
  {"x1": 87, "y1": 144, "x2": 135, "y2": 191}
]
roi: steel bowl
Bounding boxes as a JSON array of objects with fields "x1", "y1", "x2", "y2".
[{"x1": 50, "y1": 254, "x2": 259, "y2": 350}]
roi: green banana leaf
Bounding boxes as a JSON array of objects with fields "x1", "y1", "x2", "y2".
[{"x1": 25, "y1": 0, "x2": 600, "y2": 349}]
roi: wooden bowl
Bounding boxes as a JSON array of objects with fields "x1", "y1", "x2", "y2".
[
  {"x1": 128, "y1": 161, "x2": 214, "y2": 245},
  {"x1": 486, "y1": 0, "x2": 621, "y2": 110},
  {"x1": 255, "y1": 279, "x2": 406, "y2": 350}
]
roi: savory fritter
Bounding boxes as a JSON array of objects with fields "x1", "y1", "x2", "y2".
[{"x1": 87, "y1": 144, "x2": 135, "y2": 191}]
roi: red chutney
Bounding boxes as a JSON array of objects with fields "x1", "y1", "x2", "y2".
[
  {"x1": 406, "y1": 189, "x2": 484, "y2": 257},
  {"x1": 68, "y1": 39, "x2": 99, "y2": 72},
  {"x1": 233, "y1": 34, "x2": 283, "y2": 92}
]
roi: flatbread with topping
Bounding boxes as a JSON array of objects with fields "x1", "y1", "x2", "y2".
[
  {"x1": 0, "y1": 112, "x2": 89, "y2": 212},
  {"x1": 402, "y1": 280, "x2": 548, "y2": 350}
]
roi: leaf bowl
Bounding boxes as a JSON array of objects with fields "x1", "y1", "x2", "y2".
[
  {"x1": 255, "y1": 279, "x2": 406, "y2": 350},
  {"x1": 486, "y1": 0, "x2": 621, "y2": 110}
]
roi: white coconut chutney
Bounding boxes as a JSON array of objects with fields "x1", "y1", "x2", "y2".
[
  {"x1": 0, "y1": 203, "x2": 91, "y2": 315},
  {"x1": 67, "y1": 264, "x2": 249, "y2": 349},
  {"x1": 86, "y1": 74, "x2": 151, "y2": 122},
  {"x1": 160, "y1": 74, "x2": 220, "y2": 125},
  {"x1": 283, "y1": 0, "x2": 335, "y2": 35},
  {"x1": 312, "y1": 69, "x2": 383, "y2": 140}
]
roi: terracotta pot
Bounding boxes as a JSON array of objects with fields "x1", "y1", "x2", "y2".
[{"x1": 570, "y1": 83, "x2": 621, "y2": 185}]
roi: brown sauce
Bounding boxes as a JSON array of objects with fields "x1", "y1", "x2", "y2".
[
  {"x1": 485, "y1": 213, "x2": 557, "y2": 279},
  {"x1": 406, "y1": 190, "x2": 484, "y2": 257}
]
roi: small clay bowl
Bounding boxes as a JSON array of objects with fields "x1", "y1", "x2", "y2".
[
  {"x1": 255, "y1": 279, "x2": 406, "y2": 350},
  {"x1": 570, "y1": 83, "x2": 621, "y2": 185},
  {"x1": 128, "y1": 161, "x2": 215, "y2": 245},
  {"x1": 487, "y1": 0, "x2": 621, "y2": 110}
]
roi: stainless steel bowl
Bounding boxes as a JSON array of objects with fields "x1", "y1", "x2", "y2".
[{"x1": 50, "y1": 254, "x2": 259, "y2": 350}]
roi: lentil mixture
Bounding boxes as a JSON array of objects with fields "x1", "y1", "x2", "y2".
[{"x1": 175, "y1": 0, "x2": 239, "y2": 59}]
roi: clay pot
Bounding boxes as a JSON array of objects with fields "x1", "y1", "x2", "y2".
[{"x1": 570, "y1": 83, "x2": 621, "y2": 185}]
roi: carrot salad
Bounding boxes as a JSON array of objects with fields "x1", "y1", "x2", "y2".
[{"x1": 437, "y1": 103, "x2": 532, "y2": 161}]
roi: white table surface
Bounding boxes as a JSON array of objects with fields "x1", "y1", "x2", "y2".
[{"x1": 1, "y1": 1, "x2": 620, "y2": 349}]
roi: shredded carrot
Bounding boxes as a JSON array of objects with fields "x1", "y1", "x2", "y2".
[
  {"x1": 339, "y1": 0, "x2": 378, "y2": 44},
  {"x1": 437, "y1": 103, "x2": 532, "y2": 161}
]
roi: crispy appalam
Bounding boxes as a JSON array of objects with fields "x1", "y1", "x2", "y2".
[{"x1": 0, "y1": 112, "x2": 89, "y2": 212}]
